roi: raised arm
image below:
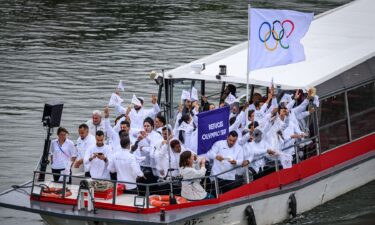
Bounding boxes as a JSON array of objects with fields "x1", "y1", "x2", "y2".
[{"x1": 143, "y1": 95, "x2": 161, "y2": 118}]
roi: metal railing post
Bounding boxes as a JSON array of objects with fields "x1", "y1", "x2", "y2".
[
  {"x1": 314, "y1": 136, "x2": 320, "y2": 156},
  {"x1": 31, "y1": 171, "x2": 36, "y2": 196},
  {"x1": 275, "y1": 157, "x2": 279, "y2": 171},
  {"x1": 145, "y1": 185, "x2": 150, "y2": 208},
  {"x1": 112, "y1": 180, "x2": 117, "y2": 205},
  {"x1": 244, "y1": 166, "x2": 250, "y2": 184},
  {"x1": 214, "y1": 177, "x2": 220, "y2": 198},
  {"x1": 62, "y1": 175, "x2": 66, "y2": 198},
  {"x1": 294, "y1": 145, "x2": 300, "y2": 164}
]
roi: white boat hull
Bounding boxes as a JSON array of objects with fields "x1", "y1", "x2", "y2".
[{"x1": 40, "y1": 156, "x2": 375, "y2": 225}]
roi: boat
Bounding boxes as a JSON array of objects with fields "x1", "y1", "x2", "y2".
[{"x1": 0, "y1": 0, "x2": 374, "y2": 224}]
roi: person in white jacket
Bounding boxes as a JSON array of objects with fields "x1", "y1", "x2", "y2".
[
  {"x1": 50, "y1": 127, "x2": 77, "y2": 183},
  {"x1": 115, "y1": 94, "x2": 160, "y2": 133},
  {"x1": 133, "y1": 117, "x2": 163, "y2": 194},
  {"x1": 73, "y1": 124, "x2": 95, "y2": 176},
  {"x1": 85, "y1": 110, "x2": 106, "y2": 137},
  {"x1": 108, "y1": 135, "x2": 144, "y2": 193},
  {"x1": 242, "y1": 129, "x2": 277, "y2": 179},
  {"x1": 207, "y1": 131, "x2": 244, "y2": 194},
  {"x1": 84, "y1": 130, "x2": 111, "y2": 179},
  {"x1": 157, "y1": 138, "x2": 184, "y2": 178},
  {"x1": 179, "y1": 150, "x2": 213, "y2": 201}
]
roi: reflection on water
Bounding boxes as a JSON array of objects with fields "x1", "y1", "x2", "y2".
[{"x1": 1, "y1": 0, "x2": 373, "y2": 225}]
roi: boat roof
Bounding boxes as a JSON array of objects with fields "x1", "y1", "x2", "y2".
[{"x1": 165, "y1": 0, "x2": 375, "y2": 90}]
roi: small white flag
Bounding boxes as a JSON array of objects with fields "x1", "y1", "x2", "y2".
[
  {"x1": 131, "y1": 94, "x2": 142, "y2": 106},
  {"x1": 117, "y1": 80, "x2": 125, "y2": 91},
  {"x1": 236, "y1": 94, "x2": 247, "y2": 103},
  {"x1": 225, "y1": 93, "x2": 237, "y2": 105},
  {"x1": 181, "y1": 90, "x2": 191, "y2": 101},
  {"x1": 279, "y1": 153, "x2": 293, "y2": 169},
  {"x1": 191, "y1": 87, "x2": 199, "y2": 101},
  {"x1": 280, "y1": 93, "x2": 292, "y2": 103},
  {"x1": 313, "y1": 95, "x2": 320, "y2": 107},
  {"x1": 108, "y1": 93, "x2": 124, "y2": 106}
]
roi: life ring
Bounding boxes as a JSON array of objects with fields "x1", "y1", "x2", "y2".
[
  {"x1": 41, "y1": 186, "x2": 72, "y2": 198},
  {"x1": 149, "y1": 195, "x2": 188, "y2": 207}
]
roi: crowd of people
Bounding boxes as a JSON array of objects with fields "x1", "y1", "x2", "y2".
[{"x1": 48, "y1": 84, "x2": 319, "y2": 201}]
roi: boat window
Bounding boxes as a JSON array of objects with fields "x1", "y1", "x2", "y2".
[
  {"x1": 319, "y1": 92, "x2": 349, "y2": 152},
  {"x1": 347, "y1": 82, "x2": 375, "y2": 140}
]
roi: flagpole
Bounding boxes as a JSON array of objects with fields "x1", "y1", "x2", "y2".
[{"x1": 246, "y1": 2, "x2": 251, "y2": 102}]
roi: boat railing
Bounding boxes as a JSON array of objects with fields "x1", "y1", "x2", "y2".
[
  {"x1": 31, "y1": 164, "x2": 243, "y2": 209},
  {"x1": 269, "y1": 135, "x2": 320, "y2": 172},
  {"x1": 30, "y1": 135, "x2": 319, "y2": 209}
]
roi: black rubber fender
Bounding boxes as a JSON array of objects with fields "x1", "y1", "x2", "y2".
[
  {"x1": 245, "y1": 205, "x2": 257, "y2": 225},
  {"x1": 288, "y1": 193, "x2": 297, "y2": 218}
]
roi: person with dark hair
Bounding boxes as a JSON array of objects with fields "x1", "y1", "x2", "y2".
[
  {"x1": 133, "y1": 117, "x2": 163, "y2": 194},
  {"x1": 50, "y1": 127, "x2": 77, "y2": 182},
  {"x1": 84, "y1": 130, "x2": 110, "y2": 179},
  {"x1": 200, "y1": 95, "x2": 215, "y2": 112},
  {"x1": 221, "y1": 84, "x2": 237, "y2": 102},
  {"x1": 73, "y1": 123, "x2": 95, "y2": 176},
  {"x1": 173, "y1": 112, "x2": 197, "y2": 153},
  {"x1": 207, "y1": 131, "x2": 244, "y2": 194},
  {"x1": 252, "y1": 90, "x2": 274, "y2": 124},
  {"x1": 103, "y1": 107, "x2": 137, "y2": 153},
  {"x1": 179, "y1": 151, "x2": 213, "y2": 201},
  {"x1": 154, "y1": 113, "x2": 166, "y2": 134},
  {"x1": 115, "y1": 94, "x2": 160, "y2": 132},
  {"x1": 161, "y1": 126, "x2": 172, "y2": 141},
  {"x1": 107, "y1": 135, "x2": 144, "y2": 193},
  {"x1": 157, "y1": 138, "x2": 184, "y2": 178}
]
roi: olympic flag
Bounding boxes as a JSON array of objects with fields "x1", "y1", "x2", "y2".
[{"x1": 249, "y1": 8, "x2": 313, "y2": 71}]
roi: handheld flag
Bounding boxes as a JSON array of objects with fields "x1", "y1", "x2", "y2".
[
  {"x1": 181, "y1": 90, "x2": 191, "y2": 101},
  {"x1": 225, "y1": 93, "x2": 237, "y2": 105},
  {"x1": 191, "y1": 87, "x2": 199, "y2": 101},
  {"x1": 108, "y1": 93, "x2": 124, "y2": 106},
  {"x1": 131, "y1": 94, "x2": 142, "y2": 106},
  {"x1": 117, "y1": 80, "x2": 125, "y2": 91},
  {"x1": 249, "y1": 8, "x2": 313, "y2": 71}
]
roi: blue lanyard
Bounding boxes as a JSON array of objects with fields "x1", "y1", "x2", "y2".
[{"x1": 57, "y1": 140, "x2": 70, "y2": 158}]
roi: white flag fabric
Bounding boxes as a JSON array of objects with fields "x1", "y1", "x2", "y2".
[
  {"x1": 108, "y1": 93, "x2": 124, "y2": 106},
  {"x1": 313, "y1": 95, "x2": 320, "y2": 107},
  {"x1": 225, "y1": 93, "x2": 237, "y2": 105},
  {"x1": 181, "y1": 90, "x2": 191, "y2": 101},
  {"x1": 191, "y1": 87, "x2": 199, "y2": 101},
  {"x1": 249, "y1": 8, "x2": 313, "y2": 71},
  {"x1": 131, "y1": 94, "x2": 142, "y2": 106},
  {"x1": 117, "y1": 80, "x2": 125, "y2": 91},
  {"x1": 279, "y1": 153, "x2": 293, "y2": 169}
]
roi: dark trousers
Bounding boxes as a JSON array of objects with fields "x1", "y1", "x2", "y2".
[
  {"x1": 51, "y1": 168, "x2": 72, "y2": 184},
  {"x1": 216, "y1": 177, "x2": 243, "y2": 195},
  {"x1": 110, "y1": 172, "x2": 117, "y2": 181},
  {"x1": 137, "y1": 167, "x2": 158, "y2": 196},
  {"x1": 52, "y1": 168, "x2": 64, "y2": 182},
  {"x1": 124, "y1": 188, "x2": 139, "y2": 195}
]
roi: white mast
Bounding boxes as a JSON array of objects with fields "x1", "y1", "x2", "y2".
[{"x1": 246, "y1": 2, "x2": 251, "y2": 102}]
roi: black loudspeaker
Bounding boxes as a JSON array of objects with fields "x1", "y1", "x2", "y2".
[{"x1": 42, "y1": 103, "x2": 64, "y2": 128}]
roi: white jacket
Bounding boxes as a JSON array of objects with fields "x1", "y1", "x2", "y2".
[{"x1": 180, "y1": 166, "x2": 207, "y2": 200}]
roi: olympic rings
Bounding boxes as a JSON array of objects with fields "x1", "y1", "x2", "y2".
[{"x1": 258, "y1": 19, "x2": 295, "y2": 51}]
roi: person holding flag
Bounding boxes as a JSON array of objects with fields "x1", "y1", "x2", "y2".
[{"x1": 115, "y1": 94, "x2": 161, "y2": 133}]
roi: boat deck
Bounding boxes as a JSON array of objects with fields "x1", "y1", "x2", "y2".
[{"x1": 31, "y1": 180, "x2": 147, "y2": 208}]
